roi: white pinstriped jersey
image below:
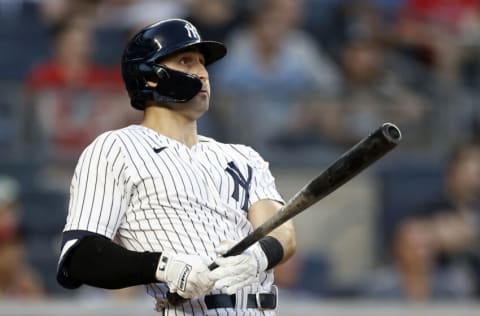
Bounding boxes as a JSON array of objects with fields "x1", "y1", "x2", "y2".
[{"x1": 60, "y1": 124, "x2": 284, "y2": 315}]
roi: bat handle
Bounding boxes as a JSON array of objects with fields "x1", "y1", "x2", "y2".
[
  {"x1": 208, "y1": 262, "x2": 219, "y2": 270},
  {"x1": 166, "y1": 259, "x2": 220, "y2": 305}
]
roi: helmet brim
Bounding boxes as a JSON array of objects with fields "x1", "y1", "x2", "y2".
[{"x1": 194, "y1": 41, "x2": 227, "y2": 65}]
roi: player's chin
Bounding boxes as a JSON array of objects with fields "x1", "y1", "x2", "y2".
[
  {"x1": 193, "y1": 93, "x2": 210, "y2": 108},
  {"x1": 197, "y1": 90, "x2": 209, "y2": 100},
  {"x1": 187, "y1": 95, "x2": 210, "y2": 116}
]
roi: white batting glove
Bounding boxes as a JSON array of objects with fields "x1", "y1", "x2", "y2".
[
  {"x1": 156, "y1": 252, "x2": 214, "y2": 299},
  {"x1": 209, "y1": 240, "x2": 268, "y2": 294}
]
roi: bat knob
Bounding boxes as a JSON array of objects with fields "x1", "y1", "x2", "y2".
[{"x1": 167, "y1": 292, "x2": 187, "y2": 306}]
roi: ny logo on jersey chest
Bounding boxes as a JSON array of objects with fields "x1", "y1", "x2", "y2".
[{"x1": 225, "y1": 161, "x2": 252, "y2": 211}]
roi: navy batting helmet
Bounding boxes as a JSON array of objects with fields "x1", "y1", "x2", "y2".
[{"x1": 121, "y1": 18, "x2": 227, "y2": 110}]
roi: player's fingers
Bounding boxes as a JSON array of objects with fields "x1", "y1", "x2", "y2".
[
  {"x1": 194, "y1": 274, "x2": 214, "y2": 290},
  {"x1": 209, "y1": 261, "x2": 251, "y2": 280},
  {"x1": 209, "y1": 267, "x2": 233, "y2": 281},
  {"x1": 213, "y1": 275, "x2": 257, "y2": 294},
  {"x1": 213, "y1": 275, "x2": 243, "y2": 290},
  {"x1": 224, "y1": 276, "x2": 257, "y2": 294},
  {"x1": 180, "y1": 285, "x2": 202, "y2": 299},
  {"x1": 180, "y1": 272, "x2": 214, "y2": 298},
  {"x1": 178, "y1": 282, "x2": 203, "y2": 299},
  {"x1": 215, "y1": 240, "x2": 236, "y2": 255},
  {"x1": 214, "y1": 254, "x2": 250, "y2": 267}
]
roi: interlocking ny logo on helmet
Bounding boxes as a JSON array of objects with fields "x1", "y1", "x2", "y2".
[
  {"x1": 121, "y1": 19, "x2": 227, "y2": 110},
  {"x1": 184, "y1": 22, "x2": 200, "y2": 39}
]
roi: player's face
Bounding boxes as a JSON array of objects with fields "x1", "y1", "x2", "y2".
[{"x1": 155, "y1": 49, "x2": 211, "y2": 119}]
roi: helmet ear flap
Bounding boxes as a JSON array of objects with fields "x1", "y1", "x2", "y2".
[{"x1": 155, "y1": 66, "x2": 169, "y2": 80}]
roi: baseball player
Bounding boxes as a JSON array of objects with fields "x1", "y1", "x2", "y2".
[{"x1": 56, "y1": 18, "x2": 296, "y2": 315}]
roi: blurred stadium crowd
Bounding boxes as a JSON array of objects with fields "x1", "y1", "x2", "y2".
[{"x1": 0, "y1": 0, "x2": 480, "y2": 304}]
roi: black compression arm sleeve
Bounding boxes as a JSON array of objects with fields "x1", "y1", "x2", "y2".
[{"x1": 66, "y1": 236, "x2": 161, "y2": 289}]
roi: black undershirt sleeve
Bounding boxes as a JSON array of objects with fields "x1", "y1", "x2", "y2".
[{"x1": 65, "y1": 236, "x2": 161, "y2": 289}]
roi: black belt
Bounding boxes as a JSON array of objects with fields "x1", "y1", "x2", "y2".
[{"x1": 204, "y1": 293, "x2": 277, "y2": 310}]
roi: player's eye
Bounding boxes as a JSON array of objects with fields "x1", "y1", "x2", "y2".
[
  {"x1": 178, "y1": 54, "x2": 205, "y2": 66},
  {"x1": 179, "y1": 57, "x2": 190, "y2": 65}
]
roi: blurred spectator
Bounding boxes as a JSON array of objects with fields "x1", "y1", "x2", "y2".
[
  {"x1": 23, "y1": 12, "x2": 139, "y2": 189},
  {"x1": 326, "y1": 1, "x2": 429, "y2": 89},
  {"x1": 265, "y1": 93, "x2": 348, "y2": 148},
  {"x1": 393, "y1": 0, "x2": 480, "y2": 87},
  {"x1": 95, "y1": 0, "x2": 187, "y2": 31},
  {"x1": 253, "y1": 25, "x2": 430, "y2": 149},
  {"x1": 272, "y1": 0, "x2": 434, "y2": 149},
  {"x1": 362, "y1": 141, "x2": 480, "y2": 301},
  {"x1": 391, "y1": 0, "x2": 480, "y2": 151},
  {"x1": 184, "y1": 0, "x2": 241, "y2": 44},
  {"x1": 400, "y1": 0, "x2": 478, "y2": 32},
  {"x1": 0, "y1": 176, "x2": 45, "y2": 299},
  {"x1": 217, "y1": 0, "x2": 340, "y2": 94},
  {"x1": 94, "y1": 1, "x2": 191, "y2": 71},
  {"x1": 38, "y1": 0, "x2": 101, "y2": 27},
  {"x1": 458, "y1": 7, "x2": 480, "y2": 89},
  {"x1": 325, "y1": 0, "x2": 394, "y2": 65},
  {"x1": 326, "y1": 1, "x2": 478, "y2": 152},
  {"x1": 0, "y1": 1, "x2": 51, "y2": 81},
  {"x1": 212, "y1": 0, "x2": 342, "y2": 147},
  {"x1": 337, "y1": 33, "x2": 431, "y2": 148}
]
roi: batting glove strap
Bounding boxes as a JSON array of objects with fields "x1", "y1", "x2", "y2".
[{"x1": 156, "y1": 252, "x2": 214, "y2": 299}]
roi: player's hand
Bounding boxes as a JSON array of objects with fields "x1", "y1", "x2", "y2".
[
  {"x1": 209, "y1": 240, "x2": 268, "y2": 294},
  {"x1": 156, "y1": 252, "x2": 214, "y2": 299}
]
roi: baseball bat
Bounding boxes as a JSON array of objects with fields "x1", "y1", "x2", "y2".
[{"x1": 167, "y1": 122, "x2": 402, "y2": 305}]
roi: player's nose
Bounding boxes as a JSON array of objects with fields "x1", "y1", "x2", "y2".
[{"x1": 192, "y1": 63, "x2": 208, "y2": 81}]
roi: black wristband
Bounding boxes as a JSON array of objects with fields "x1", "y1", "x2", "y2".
[{"x1": 258, "y1": 236, "x2": 284, "y2": 270}]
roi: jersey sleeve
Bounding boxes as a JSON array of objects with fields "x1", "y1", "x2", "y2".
[
  {"x1": 64, "y1": 131, "x2": 130, "y2": 237},
  {"x1": 246, "y1": 146, "x2": 284, "y2": 207},
  {"x1": 57, "y1": 131, "x2": 130, "y2": 288}
]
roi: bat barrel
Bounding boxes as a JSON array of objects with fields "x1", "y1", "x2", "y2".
[{"x1": 381, "y1": 122, "x2": 402, "y2": 144}]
